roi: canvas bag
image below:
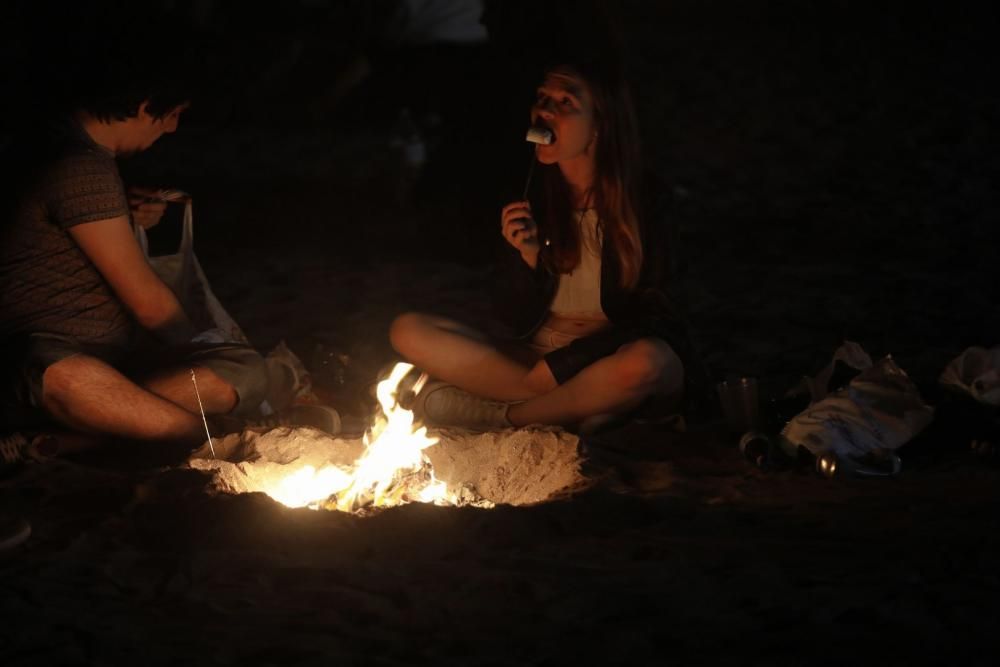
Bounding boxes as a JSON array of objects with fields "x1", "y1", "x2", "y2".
[{"x1": 134, "y1": 192, "x2": 249, "y2": 345}]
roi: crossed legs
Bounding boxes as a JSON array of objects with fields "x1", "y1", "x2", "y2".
[
  {"x1": 40, "y1": 354, "x2": 238, "y2": 445},
  {"x1": 389, "y1": 312, "x2": 683, "y2": 428}
]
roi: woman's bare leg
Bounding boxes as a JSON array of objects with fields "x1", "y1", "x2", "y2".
[
  {"x1": 507, "y1": 338, "x2": 683, "y2": 427},
  {"x1": 390, "y1": 312, "x2": 548, "y2": 401},
  {"x1": 391, "y1": 314, "x2": 683, "y2": 428}
]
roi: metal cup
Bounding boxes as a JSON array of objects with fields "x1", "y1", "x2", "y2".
[{"x1": 715, "y1": 376, "x2": 761, "y2": 434}]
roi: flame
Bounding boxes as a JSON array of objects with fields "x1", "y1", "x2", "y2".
[
  {"x1": 266, "y1": 464, "x2": 352, "y2": 509},
  {"x1": 260, "y1": 362, "x2": 454, "y2": 512}
]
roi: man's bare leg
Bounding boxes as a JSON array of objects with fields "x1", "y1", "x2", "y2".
[
  {"x1": 141, "y1": 366, "x2": 238, "y2": 415},
  {"x1": 41, "y1": 354, "x2": 206, "y2": 443},
  {"x1": 507, "y1": 339, "x2": 683, "y2": 427},
  {"x1": 390, "y1": 313, "x2": 546, "y2": 401}
]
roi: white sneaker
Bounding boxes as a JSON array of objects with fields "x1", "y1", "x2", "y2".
[{"x1": 413, "y1": 382, "x2": 512, "y2": 431}]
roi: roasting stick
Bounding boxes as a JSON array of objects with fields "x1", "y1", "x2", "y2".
[
  {"x1": 191, "y1": 369, "x2": 216, "y2": 458},
  {"x1": 521, "y1": 152, "x2": 537, "y2": 201}
]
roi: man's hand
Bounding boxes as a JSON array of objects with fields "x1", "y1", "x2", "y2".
[
  {"x1": 128, "y1": 186, "x2": 168, "y2": 230},
  {"x1": 501, "y1": 200, "x2": 540, "y2": 269}
]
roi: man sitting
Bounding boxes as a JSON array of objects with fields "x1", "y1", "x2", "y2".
[{"x1": 0, "y1": 42, "x2": 268, "y2": 456}]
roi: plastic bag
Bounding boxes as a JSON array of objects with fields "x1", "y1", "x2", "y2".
[
  {"x1": 135, "y1": 195, "x2": 324, "y2": 419},
  {"x1": 939, "y1": 345, "x2": 1000, "y2": 406},
  {"x1": 135, "y1": 194, "x2": 249, "y2": 345},
  {"x1": 782, "y1": 350, "x2": 934, "y2": 474}
]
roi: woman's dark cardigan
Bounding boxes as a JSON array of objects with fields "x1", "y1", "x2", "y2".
[{"x1": 490, "y1": 182, "x2": 710, "y2": 413}]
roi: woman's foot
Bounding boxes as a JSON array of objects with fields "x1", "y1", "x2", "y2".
[{"x1": 412, "y1": 382, "x2": 513, "y2": 431}]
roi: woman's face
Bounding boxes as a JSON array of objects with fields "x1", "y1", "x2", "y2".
[{"x1": 531, "y1": 69, "x2": 598, "y2": 166}]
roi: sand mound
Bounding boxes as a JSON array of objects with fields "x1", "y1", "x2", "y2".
[
  {"x1": 189, "y1": 426, "x2": 588, "y2": 509},
  {"x1": 425, "y1": 427, "x2": 589, "y2": 505}
]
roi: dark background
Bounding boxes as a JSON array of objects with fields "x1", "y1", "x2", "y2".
[{"x1": 3, "y1": 0, "x2": 997, "y2": 388}]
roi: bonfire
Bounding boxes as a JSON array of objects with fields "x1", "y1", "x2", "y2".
[
  {"x1": 190, "y1": 362, "x2": 587, "y2": 513},
  {"x1": 265, "y1": 362, "x2": 452, "y2": 511}
]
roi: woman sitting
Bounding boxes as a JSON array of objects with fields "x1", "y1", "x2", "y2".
[{"x1": 390, "y1": 57, "x2": 702, "y2": 432}]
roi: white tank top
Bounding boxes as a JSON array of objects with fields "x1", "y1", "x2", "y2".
[{"x1": 550, "y1": 209, "x2": 605, "y2": 319}]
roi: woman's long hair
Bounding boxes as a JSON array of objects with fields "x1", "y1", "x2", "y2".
[{"x1": 538, "y1": 60, "x2": 644, "y2": 290}]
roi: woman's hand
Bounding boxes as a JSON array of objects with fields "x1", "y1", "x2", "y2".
[
  {"x1": 501, "y1": 200, "x2": 540, "y2": 268},
  {"x1": 128, "y1": 186, "x2": 168, "y2": 230}
]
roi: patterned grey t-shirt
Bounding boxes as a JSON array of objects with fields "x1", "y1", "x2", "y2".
[{"x1": 0, "y1": 120, "x2": 133, "y2": 346}]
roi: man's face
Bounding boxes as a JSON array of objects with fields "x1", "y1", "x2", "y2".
[{"x1": 123, "y1": 101, "x2": 189, "y2": 155}]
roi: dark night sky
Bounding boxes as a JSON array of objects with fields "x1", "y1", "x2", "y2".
[{"x1": 3, "y1": 0, "x2": 998, "y2": 380}]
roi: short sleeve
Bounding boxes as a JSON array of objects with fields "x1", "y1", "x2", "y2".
[{"x1": 42, "y1": 151, "x2": 129, "y2": 229}]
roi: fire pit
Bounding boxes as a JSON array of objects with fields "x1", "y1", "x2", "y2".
[{"x1": 189, "y1": 363, "x2": 589, "y2": 513}]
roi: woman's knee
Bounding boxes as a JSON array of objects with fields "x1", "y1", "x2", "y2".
[
  {"x1": 523, "y1": 359, "x2": 558, "y2": 395},
  {"x1": 390, "y1": 312, "x2": 479, "y2": 359},
  {"x1": 613, "y1": 338, "x2": 682, "y2": 392},
  {"x1": 389, "y1": 312, "x2": 432, "y2": 356}
]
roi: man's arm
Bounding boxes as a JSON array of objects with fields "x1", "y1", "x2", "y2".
[{"x1": 68, "y1": 215, "x2": 196, "y2": 345}]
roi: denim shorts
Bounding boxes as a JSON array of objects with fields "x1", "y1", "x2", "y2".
[{"x1": 1, "y1": 332, "x2": 269, "y2": 429}]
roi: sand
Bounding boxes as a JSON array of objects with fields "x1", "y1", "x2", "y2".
[{"x1": 188, "y1": 426, "x2": 588, "y2": 509}]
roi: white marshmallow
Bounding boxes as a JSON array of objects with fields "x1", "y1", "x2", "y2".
[{"x1": 525, "y1": 127, "x2": 553, "y2": 145}]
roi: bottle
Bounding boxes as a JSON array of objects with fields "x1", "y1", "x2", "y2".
[
  {"x1": 814, "y1": 449, "x2": 903, "y2": 478},
  {"x1": 739, "y1": 431, "x2": 797, "y2": 471},
  {"x1": 815, "y1": 451, "x2": 839, "y2": 478},
  {"x1": 739, "y1": 431, "x2": 771, "y2": 468}
]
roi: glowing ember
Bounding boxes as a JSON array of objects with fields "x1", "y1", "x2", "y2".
[{"x1": 261, "y1": 362, "x2": 454, "y2": 512}]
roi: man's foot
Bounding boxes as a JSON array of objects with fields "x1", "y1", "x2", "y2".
[
  {"x1": 286, "y1": 404, "x2": 341, "y2": 435},
  {"x1": 412, "y1": 381, "x2": 512, "y2": 431},
  {"x1": 264, "y1": 341, "x2": 315, "y2": 411},
  {"x1": 0, "y1": 433, "x2": 30, "y2": 467},
  {"x1": 1, "y1": 433, "x2": 61, "y2": 468},
  {"x1": 240, "y1": 404, "x2": 343, "y2": 436}
]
